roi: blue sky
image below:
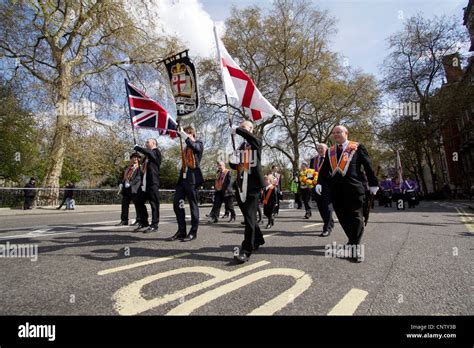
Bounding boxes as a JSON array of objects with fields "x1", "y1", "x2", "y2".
[{"x1": 200, "y1": 0, "x2": 468, "y2": 79}]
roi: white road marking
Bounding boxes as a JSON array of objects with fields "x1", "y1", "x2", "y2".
[
  {"x1": 327, "y1": 288, "x2": 368, "y2": 315},
  {"x1": 98, "y1": 252, "x2": 191, "y2": 276},
  {"x1": 303, "y1": 223, "x2": 323, "y2": 229}
]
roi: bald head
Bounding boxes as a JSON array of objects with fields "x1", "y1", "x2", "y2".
[
  {"x1": 331, "y1": 125, "x2": 348, "y2": 144},
  {"x1": 145, "y1": 138, "x2": 157, "y2": 149},
  {"x1": 240, "y1": 120, "x2": 254, "y2": 133}
]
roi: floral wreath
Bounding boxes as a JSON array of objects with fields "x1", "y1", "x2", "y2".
[{"x1": 300, "y1": 168, "x2": 319, "y2": 189}]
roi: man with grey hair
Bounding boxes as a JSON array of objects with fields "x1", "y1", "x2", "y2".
[
  {"x1": 316, "y1": 125, "x2": 378, "y2": 262},
  {"x1": 134, "y1": 138, "x2": 162, "y2": 233}
]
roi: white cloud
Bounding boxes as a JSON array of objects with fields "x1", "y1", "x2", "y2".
[{"x1": 128, "y1": 0, "x2": 225, "y2": 59}]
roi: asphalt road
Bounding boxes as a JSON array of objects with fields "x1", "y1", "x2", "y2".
[{"x1": 0, "y1": 200, "x2": 472, "y2": 316}]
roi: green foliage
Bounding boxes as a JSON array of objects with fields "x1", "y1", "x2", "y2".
[{"x1": 0, "y1": 81, "x2": 41, "y2": 183}]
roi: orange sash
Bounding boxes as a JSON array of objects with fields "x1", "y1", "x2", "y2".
[
  {"x1": 184, "y1": 146, "x2": 196, "y2": 170},
  {"x1": 329, "y1": 141, "x2": 358, "y2": 176},
  {"x1": 215, "y1": 169, "x2": 229, "y2": 191},
  {"x1": 263, "y1": 185, "x2": 274, "y2": 205},
  {"x1": 236, "y1": 143, "x2": 251, "y2": 175}
]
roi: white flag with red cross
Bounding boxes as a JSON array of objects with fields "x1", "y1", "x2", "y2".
[{"x1": 214, "y1": 26, "x2": 281, "y2": 121}]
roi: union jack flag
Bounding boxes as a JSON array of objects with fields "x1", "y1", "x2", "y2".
[{"x1": 125, "y1": 79, "x2": 177, "y2": 137}]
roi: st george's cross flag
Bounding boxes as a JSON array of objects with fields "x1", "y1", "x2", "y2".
[
  {"x1": 213, "y1": 26, "x2": 281, "y2": 121},
  {"x1": 125, "y1": 79, "x2": 177, "y2": 137}
]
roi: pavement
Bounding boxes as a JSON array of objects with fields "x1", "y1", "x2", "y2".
[{"x1": 0, "y1": 200, "x2": 472, "y2": 316}]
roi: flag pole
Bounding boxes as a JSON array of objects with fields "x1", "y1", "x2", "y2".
[
  {"x1": 125, "y1": 78, "x2": 138, "y2": 145},
  {"x1": 214, "y1": 24, "x2": 236, "y2": 151}
]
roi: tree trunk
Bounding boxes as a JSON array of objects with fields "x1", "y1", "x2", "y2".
[{"x1": 41, "y1": 97, "x2": 72, "y2": 203}]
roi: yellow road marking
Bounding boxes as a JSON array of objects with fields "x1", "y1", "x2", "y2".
[
  {"x1": 327, "y1": 288, "x2": 368, "y2": 315},
  {"x1": 113, "y1": 261, "x2": 271, "y2": 315},
  {"x1": 97, "y1": 252, "x2": 190, "y2": 276},
  {"x1": 456, "y1": 208, "x2": 474, "y2": 233},
  {"x1": 167, "y1": 268, "x2": 312, "y2": 315}
]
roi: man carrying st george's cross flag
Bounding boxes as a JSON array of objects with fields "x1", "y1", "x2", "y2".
[
  {"x1": 163, "y1": 51, "x2": 199, "y2": 117},
  {"x1": 124, "y1": 79, "x2": 178, "y2": 233}
]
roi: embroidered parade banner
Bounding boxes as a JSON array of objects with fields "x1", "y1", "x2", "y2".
[{"x1": 163, "y1": 50, "x2": 199, "y2": 118}]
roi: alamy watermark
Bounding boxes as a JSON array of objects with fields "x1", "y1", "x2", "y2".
[
  {"x1": 0, "y1": 242, "x2": 38, "y2": 262},
  {"x1": 383, "y1": 101, "x2": 420, "y2": 120},
  {"x1": 324, "y1": 242, "x2": 364, "y2": 261}
]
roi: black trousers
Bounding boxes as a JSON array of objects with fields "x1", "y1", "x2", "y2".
[
  {"x1": 224, "y1": 195, "x2": 236, "y2": 217},
  {"x1": 173, "y1": 181, "x2": 199, "y2": 236},
  {"x1": 294, "y1": 191, "x2": 302, "y2": 208},
  {"x1": 120, "y1": 192, "x2": 139, "y2": 222},
  {"x1": 135, "y1": 189, "x2": 149, "y2": 226},
  {"x1": 236, "y1": 190, "x2": 264, "y2": 254},
  {"x1": 275, "y1": 188, "x2": 280, "y2": 214},
  {"x1": 331, "y1": 191, "x2": 365, "y2": 245},
  {"x1": 136, "y1": 185, "x2": 160, "y2": 226},
  {"x1": 264, "y1": 204, "x2": 275, "y2": 225},
  {"x1": 315, "y1": 191, "x2": 334, "y2": 233},
  {"x1": 210, "y1": 190, "x2": 224, "y2": 219},
  {"x1": 301, "y1": 188, "x2": 311, "y2": 212},
  {"x1": 23, "y1": 196, "x2": 34, "y2": 209}
]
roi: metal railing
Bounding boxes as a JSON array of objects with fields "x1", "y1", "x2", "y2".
[{"x1": 0, "y1": 187, "x2": 296, "y2": 208}]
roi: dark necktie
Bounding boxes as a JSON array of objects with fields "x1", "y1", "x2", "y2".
[{"x1": 336, "y1": 144, "x2": 343, "y2": 161}]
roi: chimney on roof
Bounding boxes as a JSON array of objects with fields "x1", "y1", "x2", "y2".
[{"x1": 442, "y1": 53, "x2": 463, "y2": 83}]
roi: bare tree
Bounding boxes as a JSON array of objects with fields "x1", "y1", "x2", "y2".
[
  {"x1": 380, "y1": 13, "x2": 467, "y2": 191},
  {"x1": 0, "y1": 0, "x2": 176, "y2": 198}
]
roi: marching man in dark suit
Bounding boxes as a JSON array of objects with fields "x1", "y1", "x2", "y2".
[
  {"x1": 230, "y1": 120, "x2": 265, "y2": 264},
  {"x1": 312, "y1": 143, "x2": 334, "y2": 237},
  {"x1": 117, "y1": 152, "x2": 142, "y2": 226},
  {"x1": 208, "y1": 161, "x2": 234, "y2": 223},
  {"x1": 168, "y1": 126, "x2": 204, "y2": 242},
  {"x1": 316, "y1": 125, "x2": 378, "y2": 262},
  {"x1": 134, "y1": 138, "x2": 162, "y2": 233}
]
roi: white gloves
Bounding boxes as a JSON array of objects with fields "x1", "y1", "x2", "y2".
[
  {"x1": 369, "y1": 186, "x2": 379, "y2": 195},
  {"x1": 178, "y1": 126, "x2": 189, "y2": 141},
  {"x1": 315, "y1": 184, "x2": 322, "y2": 195}
]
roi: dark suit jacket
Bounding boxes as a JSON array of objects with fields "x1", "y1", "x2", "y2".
[
  {"x1": 134, "y1": 146, "x2": 162, "y2": 187},
  {"x1": 319, "y1": 143, "x2": 378, "y2": 197},
  {"x1": 261, "y1": 186, "x2": 278, "y2": 206},
  {"x1": 179, "y1": 138, "x2": 204, "y2": 186},
  {"x1": 24, "y1": 182, "x2": 36, "y2": 197},
  {"x1": 122, "y1": 166, "x2": 141, "y2": 195},
  {"x1": 216, "y1": 170, "x2": 232, "y2": 196},
  {"x1": 229, "y1": 127, "x2": 265, "y2": 193}
]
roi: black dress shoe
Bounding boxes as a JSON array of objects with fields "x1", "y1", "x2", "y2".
[
  {"x1": 143, "y1": 225, "x2": 158, "y2": 233},
  {"x1": 227, "y1": 216, "x2": 236, "y2": 223},
  {"x1": 265, "y1": 223, "x2": 271, "y2": 229},
  {"x1": 234, "y1": 252, "x2": 250, "y2": 264},
  {"x1": 181, "y1": 233, "x2": 196, "y2": 242},
  {"x1": 321, "y1": 231, "x2": 330, "y2": 237},
  {"x1": 131, "y1": 221, "x2": 139, "y2": 226},
  {"x1": 208, "y1": 218, "x2": 218, "y2": 223},
  {"x1": 133, "y1": 224, "x2": 148, "y2": 232},
  {"x1": 166, "y1": 232, "x2": 186, "y2": 241},
  {"x1": 240, "y1": 221, "x2": 246, "y2": 225},
  {"x1": 116, "y1": 221, "x2": 128, "y2": 226}
]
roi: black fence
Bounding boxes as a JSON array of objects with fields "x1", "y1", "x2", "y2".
[{"x1": 0, "y1": 188, "x2": 299, "y2": 208}]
